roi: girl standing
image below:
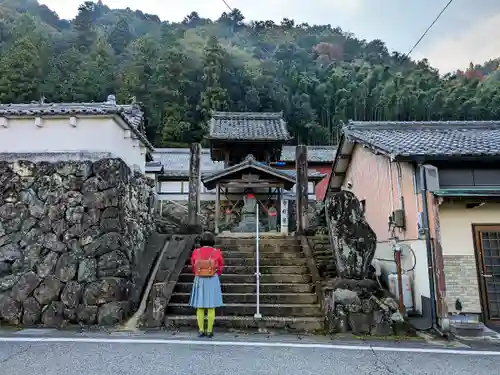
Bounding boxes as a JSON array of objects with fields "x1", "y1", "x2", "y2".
[{"x1": 189, "y1": 231, "x2": 224, "y2": 338}]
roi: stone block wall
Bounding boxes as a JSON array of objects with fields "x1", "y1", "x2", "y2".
[
  {"x1": 158, "y1": 200, "x2": 214, "y2": 233},
  {"x1": 0, "y1": 158, "x2": 155, "y2": 326},
  {"x1": 307, "y1": 235, "x2": 337, "y2": 280},
  {"x1": 443, "y1": 255, "x2": 482, "y2": 314},
  {"x1": 161, "y1": 200, "x2": 266, "y2": 233}
]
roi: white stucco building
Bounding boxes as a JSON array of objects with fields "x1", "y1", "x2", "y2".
[{"x1": 0, "y1": 95, "x2": 154, "y2": 171}]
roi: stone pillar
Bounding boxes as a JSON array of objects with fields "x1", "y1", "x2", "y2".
[
  {"x1": 295, "y1": 145, "x2": 308, "y2": 234},
  {"x1": 215, "y1": 183, "x2": 221, "y2": 234},
  {"x1": 187, "y1": 143, "x2": 201, "y2": 227},
  {"x1": 280, "y1": 194, "x2": 289, "y2": 234}
]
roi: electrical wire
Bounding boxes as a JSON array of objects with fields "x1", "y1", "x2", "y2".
[
  {"x1": 221, "y1": 0, "x2": 233, "y2": 11},
  {"x1": 395, "y1": 243, "x2": 417, "y2": 273},
  {"x1": 400, "y1": 0, "x2": 454, "y2": 63},
  {"x1": 222, "y1": 0, "x2": 454, "y2": 64}
]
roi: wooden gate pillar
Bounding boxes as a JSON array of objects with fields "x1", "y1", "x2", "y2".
[
  {"x1": 295, "y1": 145, "x2": 309, "y2": 234},
  {"x1": 188, "y1": 143, "x2": 201, "y2": 228}
]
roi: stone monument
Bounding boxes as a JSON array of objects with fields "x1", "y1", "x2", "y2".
[
  {"x1": 325, "y1": 190, "x2": 376, "y2": 279},
  {"x1": 233, "y1": 193, "x2": 264, "y2": 233},
  {"x1": 267, "y1": 206, "x2": 277, "y2": 232}
]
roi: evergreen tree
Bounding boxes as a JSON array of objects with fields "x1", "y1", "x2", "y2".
[
  {"x1": 108, "y1": 18, "x2": 133, "y2": 55},
  {"x1": 0, "y1": 37, "x2": 42, "y2": 103},
  {"x1": 74, "y1": 1, "x2": 96, "y2": 50},
  {"x1": 0, "y1": 1, "x2": 498, "y2": 147},
  {"x1": 198, "y1": 36, "x2": 229, "y2": 127}
]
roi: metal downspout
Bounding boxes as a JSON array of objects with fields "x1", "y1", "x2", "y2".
[{"x1": 419, "y1": 164, "x2": 440, "y2": 332}]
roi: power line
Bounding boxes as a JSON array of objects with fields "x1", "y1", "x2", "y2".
[
  {"x1": 221, "y1": 0, "x2": 233, "y2": 12},
  {"x1": 221, "y1": 0, "x2": 453, "y2": 65},
  {"x1": 401, "y1": 0, "x2": 454, "y2": 62}
]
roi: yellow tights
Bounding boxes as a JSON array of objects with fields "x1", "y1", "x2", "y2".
[{"x1": 196, "y1": 308, "x2": 215, "y2": 333}]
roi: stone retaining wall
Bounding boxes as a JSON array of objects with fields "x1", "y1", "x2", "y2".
[
  {"x1": 0, "y1": 158, "x2": 155, "y2": 327},
  {"x1": 323, "y1": 279, "x2": 408, "y2": 336}
]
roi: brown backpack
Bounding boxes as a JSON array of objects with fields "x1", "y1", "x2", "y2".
[{"x1": 194, "y1": 247, "x2": 217, "y2": 277}]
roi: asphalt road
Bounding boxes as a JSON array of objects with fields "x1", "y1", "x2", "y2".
[{"x1": 1, "y1": 331, "x2": 499, "y2": 375}]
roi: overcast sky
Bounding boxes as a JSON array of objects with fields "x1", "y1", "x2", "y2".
[{"x1": 38, "y1": 0, "x2": 500, "y2": 73}]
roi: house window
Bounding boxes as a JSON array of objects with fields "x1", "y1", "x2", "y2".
[{"x1": 160, "y1": 181, "x2": 183, "y2": 194}]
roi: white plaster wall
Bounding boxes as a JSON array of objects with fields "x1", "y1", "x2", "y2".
[
  {"x1": 439, "y1": 202, "x2": 500, "y2": 256},
  {"x1": 375, "y1": 239, "x2": 429, "y2": 314},
  {"x1": 0, "y1": 116, "x2": 147, "y2": 171}
]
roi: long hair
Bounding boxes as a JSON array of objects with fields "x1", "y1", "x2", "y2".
[{"x1": 199, "y1": 231, "x2": 216, "y2": 247}]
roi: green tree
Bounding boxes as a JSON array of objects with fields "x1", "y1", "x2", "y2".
[
  {"x1": 108, "y1": 17, "x2": 133, "y2": 55},
  {"x1": 0, "y1": 3, "x2": 499, "y2": 146},
  {"x1": 197, "y1": 36, "x2": 229, "y2": 131},
  {"x1": 0, "y1": 36, "x2": 42, "y2": 103},
  {"x1": 74, "y1": 1, "x2": 96, "y2": 49}
]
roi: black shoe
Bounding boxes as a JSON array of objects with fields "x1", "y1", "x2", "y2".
[
  {"x1": 198, "y1": 331, "x2": 206, "y2": 338},
  {"x1": 206, "y1": 332, "x2": 214, "y2": 338}
]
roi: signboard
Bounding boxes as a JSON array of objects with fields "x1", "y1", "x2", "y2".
[
  {"x1": 280, "y1": 198, "x2": 289, "y2": 233},
  {"x1": 242, "y1": 173, "x2": 260, "y2": 182}
]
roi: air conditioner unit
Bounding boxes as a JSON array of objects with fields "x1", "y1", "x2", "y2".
[{"x1": 421, "y1": 164, "x2": 440, "y2": 192}]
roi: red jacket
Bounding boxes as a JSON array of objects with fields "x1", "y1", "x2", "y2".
[{"x1": 191, "y1": 246, "x2": 224, "y2": 276}]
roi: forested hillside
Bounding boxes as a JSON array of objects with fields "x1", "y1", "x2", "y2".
[{"x1": 0, "y1": 0, "x2": 499, "y2": 147}]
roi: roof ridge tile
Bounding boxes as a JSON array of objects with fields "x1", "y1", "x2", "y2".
[
  {"x1": 344, "y1": 120, "x2": 500, "y2": 158},
  {"x1": 0, "y1": 99, "x2": 153, "y2": 150}
]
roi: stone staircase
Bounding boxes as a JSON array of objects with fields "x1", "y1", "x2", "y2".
[{"x1": 164, "y1": 235, "x2": 324, "y2": 332}]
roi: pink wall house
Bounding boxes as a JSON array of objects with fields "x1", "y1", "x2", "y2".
[
  {"x1": 334, "y1": 145, "x2": 419, "y2": 242},
  {"x1": 326, "y1": 120, "x2": 500, "y2": 329}
]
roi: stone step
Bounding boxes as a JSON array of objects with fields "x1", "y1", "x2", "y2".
[
  {"x1": 222, "y1": 251, "x2": 305, "y2": 259},
  {"x1": 174, "y1": 282, "x2": 314, "y2": 294},
  {"x1": 170, "y1": 293, "x2": 318, "y2": 304},
  {"x1": 182, "y1": 265, "x2": 309, "y2": 275},
  {"x1": 216, "y1": 237, "x2": 300, "y2": 246},
  {"x1": 164, "y1": 315, "x2": 324, "y2": 332},
  {"x1": 222, "y1": 257, "x2": 308, "y2": 266},
  {"x1": 217, "y1": 244, "x2": 303, "y2": 253},
  {"x1": 167, "y1": 303, "x2": 323, "y2": 317},
  {"x1": 178, "y1": 273, "x2": 312, "y2": 284}
]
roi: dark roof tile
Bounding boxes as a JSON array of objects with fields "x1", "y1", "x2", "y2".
[
  {"x1": 279, "y1": 145, "x2": 336, "y2": 162},
  {"x1": 153, "y1": 148, "x2": 224, "y2": 173},
  {"x1": 208, "y1": 112, "x2": 291, "y2": 141},
  {"x1": 151, "y1": 148, "x2": 326, "y2": 180},
  {"x1": 345, "y1": 121, "x2": 500, "y2": 159},
  {"x1": 145, "y1": 161, "x2": 163, "y2": 173},
  {"x1": 202, "y1": 155, "x2": 296, "y2": 186},
  {"x1": 152, "y1": 146, "x2": 334, "y2": 170}
]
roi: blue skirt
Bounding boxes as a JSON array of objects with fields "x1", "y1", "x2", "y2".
[{"x1": 189, "y1": 275, "x2": 224, "y2": 309}]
